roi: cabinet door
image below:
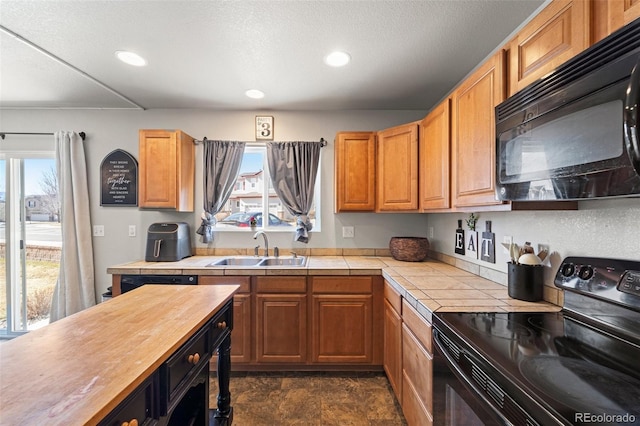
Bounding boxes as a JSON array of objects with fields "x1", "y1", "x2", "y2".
[
  {"x1": 335, "y1": 132, "x2": 376, "y2": 212},
  {"x1": 377, "y1": 123, "x2": 419, "y2": 211},
  {"x1": 508, "y1": 0, "x2": 590, "y2": 96},
  {"x1": 255, "y1": 294, "x2": 307, "y2": 363},
  {"x1": 139, "y1": 129, "x2": 195, "y2": 211},
  {"x1": 600, "y1": 0, "x2": 640, "y2": 40},
  {"x1": 200, "y1": 276, "x2": 251, "y2": 364},
  {"x1": 451, "y1": 51, "x2": 505, "y2": 208},
  {"x1": 311, "y1": 294, "x2": 373, "y2": 363},
  {"x1": 420, "y1": 99, "x2": 451, "y2": 210},
  {"x1": 384, "y1": 298, "x2": 402, "y2": 402}
]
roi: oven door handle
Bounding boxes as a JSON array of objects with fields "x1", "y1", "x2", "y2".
[{"x1": 433, "y1": 329, "x2": 514, "y2": 426}]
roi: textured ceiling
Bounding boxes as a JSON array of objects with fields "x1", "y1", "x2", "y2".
[{"x1": 0, "y1": 0, "x2": 546, "y2": 111}]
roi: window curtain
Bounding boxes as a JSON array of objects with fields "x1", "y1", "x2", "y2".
[
  {"x1": 50, "y1": 131, "x2": 96, "y2": 322},
  {"x1": 196, "y1": 140, "x2": 246, "y2": 243},
  {"x1": 266, "y1": 141, "x2": 321, "y2": 243}
]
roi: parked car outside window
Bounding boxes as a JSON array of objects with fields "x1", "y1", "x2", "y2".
[{"x1": 216, "y1": 212, "x2": 292, "y2": 228}]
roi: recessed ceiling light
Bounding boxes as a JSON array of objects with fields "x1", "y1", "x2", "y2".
[
  {"x1": 245, "y1": 89, "x2": 265, "y2": 99},
  {"x1": 324, "y1": 51, "x2": 351, "y2": 67},
  {"x1": 115, "y1": 50, "x2": 147, "y2": 67}
]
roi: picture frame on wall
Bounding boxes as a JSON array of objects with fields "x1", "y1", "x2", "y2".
[{"x1": 255, "y1": 116, "x2": 274, "y2": 140}]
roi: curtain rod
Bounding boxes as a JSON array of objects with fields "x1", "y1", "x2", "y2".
[
  {"x1": 194, "y1": 137, "x2": 327, "y2": 146},
  {"x1": 0, "y1": 131, "x2": 86, "y2": 141}
]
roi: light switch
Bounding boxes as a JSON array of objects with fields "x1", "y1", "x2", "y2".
[{"x1": 342, "y1": 226, "x2": 355, "y2": 238}]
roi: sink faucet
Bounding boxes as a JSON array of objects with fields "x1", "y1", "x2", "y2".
[{"x1": 253, "y1": 231, "x2": 269, "y2": 257}]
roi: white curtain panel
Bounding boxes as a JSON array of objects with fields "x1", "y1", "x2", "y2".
[{"x1": 50, "y1": 131, "x2": 96, "y2": 322}]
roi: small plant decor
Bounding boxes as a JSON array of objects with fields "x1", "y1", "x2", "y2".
[{"x1": 466, "y1": 212, "x2": 478, "y2": 231}]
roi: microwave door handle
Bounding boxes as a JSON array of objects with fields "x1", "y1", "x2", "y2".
[{"x1": 625, "y1": 61, "x2": 640, "y2": 169}]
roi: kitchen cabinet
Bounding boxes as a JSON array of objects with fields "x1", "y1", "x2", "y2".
[
  {"x1": 593, "y1": 0, "x2": 640, "y2": 41},
  {"x1": 139, "y1": 129, "x2": 195, "y2": 211},
  {"x1": 419, "y1": 99, "x2": 451, "y2": 211},
  {"x1": 383, "y1": 281, "x2": 403, "y2": 403},
  {"x1": 377, "y1": 122, "x2": 419, "y2": 211},
  {"x1": 508, "y1": 0, "x2": 591, "y2": 96},
  {"x1": 255, "y1": 276, "x2": 307, "y2": 363},
  {"x1": 334, "y1": 131, "x2": 377, "y2": 212},
  {"x1": 451, "y1": 50, "x2": 506, "y2": 208},
  {"x1": 401, "y1": 300, "x2": 433, "y2": 426},
  {"x1": 200, "y1": 276, "x2": 252, "y2": 365},
  {"x1": 310, "y1": 276, "x2": 383, "y2": 364}
]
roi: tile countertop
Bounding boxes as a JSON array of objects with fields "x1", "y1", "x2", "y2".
[{"x1": 107, "y1": 255, "x2": 561, "y2": 322}]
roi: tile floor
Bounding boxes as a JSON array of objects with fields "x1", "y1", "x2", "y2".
[{"x1": 210, "y1": 371, "x2": 407, "y2": 425}]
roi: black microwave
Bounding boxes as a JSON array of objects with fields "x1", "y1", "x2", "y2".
[{"x1": 495, "y1": 17, "x2": 640, "y2": 201}]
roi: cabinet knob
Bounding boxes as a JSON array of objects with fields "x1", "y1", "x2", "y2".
[
  {"x1": 188, "y1": 353, "x2": 200, "y2": 364},
  {"x1": 217, "y1": 321, "x2": 227, "y2": 329}
]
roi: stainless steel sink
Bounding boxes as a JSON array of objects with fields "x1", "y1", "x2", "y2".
[
  {"x1": 258, "y1": 256, "x2": 307, "y2": 267},
  {"x1": 206, "y1": 256, "x2": 307, "y2": 267},
  {"x1": 206, "y1": 257, "x2": 263, "y2": 267}
]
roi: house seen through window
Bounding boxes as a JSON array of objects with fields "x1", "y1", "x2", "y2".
[{"x1": 215, "y1": 146, "x2": 319, "y2": 230}]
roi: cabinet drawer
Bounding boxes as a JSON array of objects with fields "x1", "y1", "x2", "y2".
[
  {"x1": 210, "y1": 300, "x2": 233, "y2": 350},
  {"x1": 256, "y1": 276, "x2": 306, "y2": 293},
  {"x1": 384, "y1": 281, "x2": 402, "y2": 314},
  {"x1": 402, "y1": 322, "x2": 434, "y2": 421},
  {"x1": 99, "y1": 375, "x2": 155, "y2": 426},
  {"x1": 198, "y1": 276, "x2": 250, "y2": 293},
  {"x1": 311, "y1": 276, "x2": 372, "y2": 293},
  {"x1": 160, "y1": 323, "x2": 211, "y2": 414},
  {"x1": 402, "y1": 300, "x2": 432, "y2": 353}
]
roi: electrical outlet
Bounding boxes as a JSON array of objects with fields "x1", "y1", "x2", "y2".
[
  {"x1": 93, "y1": 225, "x2": 104, "y2": 237},
  {"x1": 342, "y1": 226, "x2": 355, "y2": 238},
  {"x1": 429, "y1": 227, "x2": 434, "y2": 238},
  {"x1": 128, "y1": 225, "x2": 136, "y2": 237},
  {"x1": 537, "y1": 244, "x2": 549, "y2": 254}
]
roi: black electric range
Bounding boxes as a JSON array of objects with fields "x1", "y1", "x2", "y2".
[{"x1": 432, "y1": 257, "x2": 640, "y2": 426}]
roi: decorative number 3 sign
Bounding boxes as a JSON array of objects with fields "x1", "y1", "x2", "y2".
[{"x1": 255, "y1": 116, "x2": 274, "y2": 140}]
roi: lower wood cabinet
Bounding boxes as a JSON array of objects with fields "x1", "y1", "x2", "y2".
[
  {"x1": 383, "y1": 282, "x2": 403, "y2": 402},
  {"x1": 310, "y1": 276, "x2": 382, "y2": 364},
  {"x1": 401, "y1": 300, "x2": 433, "y2": 426},
  {"x1": 255, "y1": 276, "x2": 307, "y2": 363},
  {"x1": 200, "y1": 276, "x2": 252, "y2": 365}
]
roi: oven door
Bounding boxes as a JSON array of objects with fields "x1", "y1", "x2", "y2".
[{"x1": 432, "y1": 328, "x2": 512, "y2": 426}]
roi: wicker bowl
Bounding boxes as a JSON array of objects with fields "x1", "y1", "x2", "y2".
[{"x1": 389, "y1": 237, "x2": 430, "y2": 262}]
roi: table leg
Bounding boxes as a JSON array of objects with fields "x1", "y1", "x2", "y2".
[{"x1": 212, "y1": 334, "x2": 233, "y2": 425}]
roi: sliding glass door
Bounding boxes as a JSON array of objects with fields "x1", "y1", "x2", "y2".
[{"x1": 1, "y1": 151, "x2": 59, "y2": 337}]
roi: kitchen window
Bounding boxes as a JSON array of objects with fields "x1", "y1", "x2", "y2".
[
  {"x1": 1, "y1": 142, "x2": 59, "y2": 337},
  {"x1": 215, "y1": 145, "x2": 320, "y2": 231}
]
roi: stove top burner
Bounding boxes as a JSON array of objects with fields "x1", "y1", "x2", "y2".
[{"x1": 519, "y1": 356, "x2": 640, "y2": 417}]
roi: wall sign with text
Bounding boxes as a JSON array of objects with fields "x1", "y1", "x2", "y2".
[
  {"x1": 255, "y1": 116, "x2": 274, "y2": 140},
  {"x1": 100, "y1": 149, "x2": 138, "y2": 206}
]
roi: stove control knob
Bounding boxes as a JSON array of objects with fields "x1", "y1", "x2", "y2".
[
  {"x1": 560, "y1": 263, "x2": 575, "y2": 277},
  {"x1": 578, "y1": 265, "x2": 594, "y2": 280}
]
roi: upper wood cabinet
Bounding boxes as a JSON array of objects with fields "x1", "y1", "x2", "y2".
[
  {"x1": 508, "y1": 0, "x2": 591, "y2": 96},
  {"x1": 334, "y1": 132, "x2": 376, "y2": 212},
  {"x1": 139, "y1": 129, "x2": 195, "y2": 212},
  {"x1": 451, "y1": 51, "x2": 506, "y2": 208},
  {"x1": 376, "y1": 122, "x2": 419, "y2": 211},
  {"x1": 419, "y1": 99, "x2": 451, "y2": 211},
  {"x1": 593, "y1": 0, "x2": 640, "y2": 42}
]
